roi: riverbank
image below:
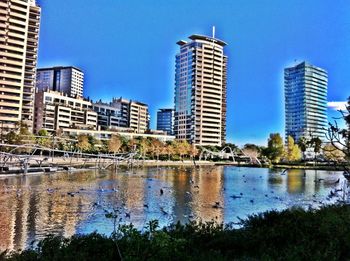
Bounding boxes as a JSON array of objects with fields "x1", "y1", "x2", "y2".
[
  {"x1": 3, "y1": 204, "x2": 350, "y2": 260},
  {"x1": 0, "y1": 155, "x2": 348, "y2": 176}
]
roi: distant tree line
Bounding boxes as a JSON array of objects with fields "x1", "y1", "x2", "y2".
[{"x1": 2, "y1": 96, "x2": 349, "y2": 165}]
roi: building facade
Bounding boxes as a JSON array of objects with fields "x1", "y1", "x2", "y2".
[
  {"x1": 284, "y1": 61, "x2": 328, "y2": 142},
  {"x1": 157, "y1": 108, "x2": 174, "y2": 135},
  {"x1": 174, "y1": 34, "x2": 227, "y2": 146},
  {"x1": 61, "y1": 128, "x2": 175, "y2": 143},
  {"x1": 34, "y1": 90, "x2": 97, "y2": 133},
  {"x1": 93, "y1": 97, "x2": 149, "y2": 133},
  {"x1": 36, "y1": 66, "x2": 84, "y2": 97},
  {"x1": 0, "y1": 0, "x2": 41, "y2": 131}
]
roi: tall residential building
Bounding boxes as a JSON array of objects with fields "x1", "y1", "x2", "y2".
[
  {"x1": 284, "y1": 61, "x2": 328, "y2": 142},
  {"x1": 36, "y1": 66, "x2": 84, "y2": 97},
  {"x1": 34, "y1": 90, "x2": 97, "y2": 133},
  {"x1": 157, "y1": 108, "x2": 174, "y2": 135},
  {"x1": 0, "y1": 0, "x2": 41, "y2": 132},
  {"x1": 93, "y1": 97, "x2": 150, "y2": 133},
  {"x1": 174, "y1": 33, "x2": 227, "y2": 146}
]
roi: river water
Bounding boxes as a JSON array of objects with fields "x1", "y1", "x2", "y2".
[{"x1": 0, "y1": 166, "x2": 344, "y2": 251}]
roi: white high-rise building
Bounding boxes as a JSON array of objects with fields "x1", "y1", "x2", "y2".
[
  {"x1": 174, "y1": 33, "x2": 227, "y2": 146},
  {"x1": 0, "y1": 0, "x2": 41, "y2": 131}
]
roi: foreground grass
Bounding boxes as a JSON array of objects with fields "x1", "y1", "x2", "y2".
[{"x1": 3, "y1": 205, "x2": 350, "y2": 260}]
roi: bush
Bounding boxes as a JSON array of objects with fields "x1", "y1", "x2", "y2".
[{"x1": 4, "y1": 205, "x2": 350, "y2": 260}]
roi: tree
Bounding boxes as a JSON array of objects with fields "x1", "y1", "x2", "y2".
[
  {"x1": 323, "y1": 143, "x2": 345, "y2": 163},
  {"x1": 176, "y1": 140, "x2": 190, "y2": 160},
  {"x1": 326, "y1": 97, "x2": 350, "y2": 163},
  {"x1": 243, "y1": 143, "x2": 260, "y2": 152},
  {"x1": 76, "y1": 134, "x2": 91, "y2": 152},
  {"x1": 139, "y1": 138, "x2": 149, "y2": 160},
  {"x1": 309, "y1": 137, "x2": 322, "y2": 155},
  {"x1": 165, "y1": 142, "x2": 174, "y2": 160},
  {"x1": 265, "y1": 133, "x2": 285, "y2": 163},
  {"x1": 17, "y1": 122, "x2": 35, "y2": 145},
  {"x1": 189, "y1": 144, "x2": 199, "y2": 160},
  {"x1": 285, "y1": 136, "x2": 302, "y2": 162},
  {"x1": 297, "y1": 137, "x2": 308, "y2": 160},
  {"x1": 128, "y1": 138, "x2": 138, "y2": 152},
  {"x1": 108, "y1": 135, "x2": 122, "y2": 154},
  {"x1": 150, "y1": 138, "x2": 163, "y2": 160},
  {"x1": 5, "y1": 131, "x2": 18, "y2": 145},
  {"x1": 242, "y1": 145, "x2": 260, "y2": 164},
  {"x1": 36, "y1": 129, "x2": 52, "y2": 147}
]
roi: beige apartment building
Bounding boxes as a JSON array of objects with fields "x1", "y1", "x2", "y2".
[
  {"x1": 174, "y1": 33, "x2": 227, "y2": 146},
  {"x1": 0, "y1": 0, "x2": 41, "y2": 132},
  {"x1": 61, "y1": 128, "x2": 175, "y2": 143},
  {"x1": 93, "y1": 97, "x2": 150, "y2": 134},
  {"x1": 128, "y1": 99, "x2": 149, "y2": 133},
  {"x1": 34, "y1": 90, "x2": 97, "y2": 133}
]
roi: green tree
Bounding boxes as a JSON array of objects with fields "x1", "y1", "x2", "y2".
[
  {"x1": 286, "y1": 136, "x2": 302, "y2": 162},
  {"x1": 17, "y1": 122, "x2": 35, "y2": 145},
  {"x1": 36, "y1": 129, "x2": 52, "y2": 147},
  {"x1": 309, "y1": 137, "x2": 322, "y2": 155},
  {"x1": 265, "y1": 133, "x2": 285, "y2": 163},
  {"x1": 4, "y1": 131, "x2": 18, "y2": 145},
  {"x1": 297, "y1": 137, "x2": 308, "y2": 160},
  {"x1": 243, "y1": 143, "x2": 260, "y2": 152}
]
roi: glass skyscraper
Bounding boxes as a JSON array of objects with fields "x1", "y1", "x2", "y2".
[
  {"x1": 284, "y1": 61, "x2": 328, "y2": 142},
  {"x1": 157, "y1": 108, "x2": 174, "y2": 135}
]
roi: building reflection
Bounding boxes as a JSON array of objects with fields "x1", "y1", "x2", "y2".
[
  {"x1": 170, "y1": 167, "x2": 193, "y2": 224},
  {"x1": 191, "y1": 166, "x2": 224, "y2": 223},
  {"x1": 0, "y1": 172, "x2": 96, "y2": 251},
  {"x1": 0, "y1": 167, "x2": 340, "y2": 251}
]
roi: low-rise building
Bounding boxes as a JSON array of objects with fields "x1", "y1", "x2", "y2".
[
  {"x1": 61, "y1": 128, "x2": 175, "y2": 143},
  {"x1": 34, "y1": 90, "x2": 97, "y2": 133},
  {"x1": 92, "y1": 97, "x2": 150, "y2": 133}
]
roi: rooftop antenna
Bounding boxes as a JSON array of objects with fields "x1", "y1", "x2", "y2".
[{"x1": 212, "y1": 26, "x2": 216, "y2": 38}]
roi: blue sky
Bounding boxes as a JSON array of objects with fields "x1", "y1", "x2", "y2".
[{"x1": 36, "y1": 0, "x2": 350, "y2": 145}]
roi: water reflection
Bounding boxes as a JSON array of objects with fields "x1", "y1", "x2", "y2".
[{"x1": 0, "y1": 166, "x2": 344, "y2": 251}]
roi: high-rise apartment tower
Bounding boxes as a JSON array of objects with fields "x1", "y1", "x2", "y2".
[
  {"x1": 0, "y1": 0, "x2": 41, "y2": 131},
  {"x1": 174, "y1": 32, "x2": 227, "y2": 146},
  {"x1": 284, "y1": 61, "x2": 328, "y2": 142}
]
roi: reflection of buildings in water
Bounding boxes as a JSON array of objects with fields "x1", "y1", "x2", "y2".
[
  {"x1": 0, "y1": 171, "x2": 98, "y2": 251},
  {"x1": 0, "y1": 193, "x2": 17, "y2": 250},
  {"x1": 286, "y1": 169, "x2": 322, "y2": 195},
  {"x1": 305, "y1": 170, "x2": 322, "y2": 194},
  {"x1": 191, "y1": 166, "x2": 224, "y2": 223},
  {"x1": 171, "y1": 167, "x2": 193, "y2": 223},
  {"x1": 287, "y1": 169, "x2": 305, "y2": 194},
  {"x1": 118, "y1": 169, "x2": 146, "y2": 226}
]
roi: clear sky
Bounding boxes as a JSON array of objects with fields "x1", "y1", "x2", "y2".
[{"x1": 36, "y1": 0, "x2": 350, "y2": 146}]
